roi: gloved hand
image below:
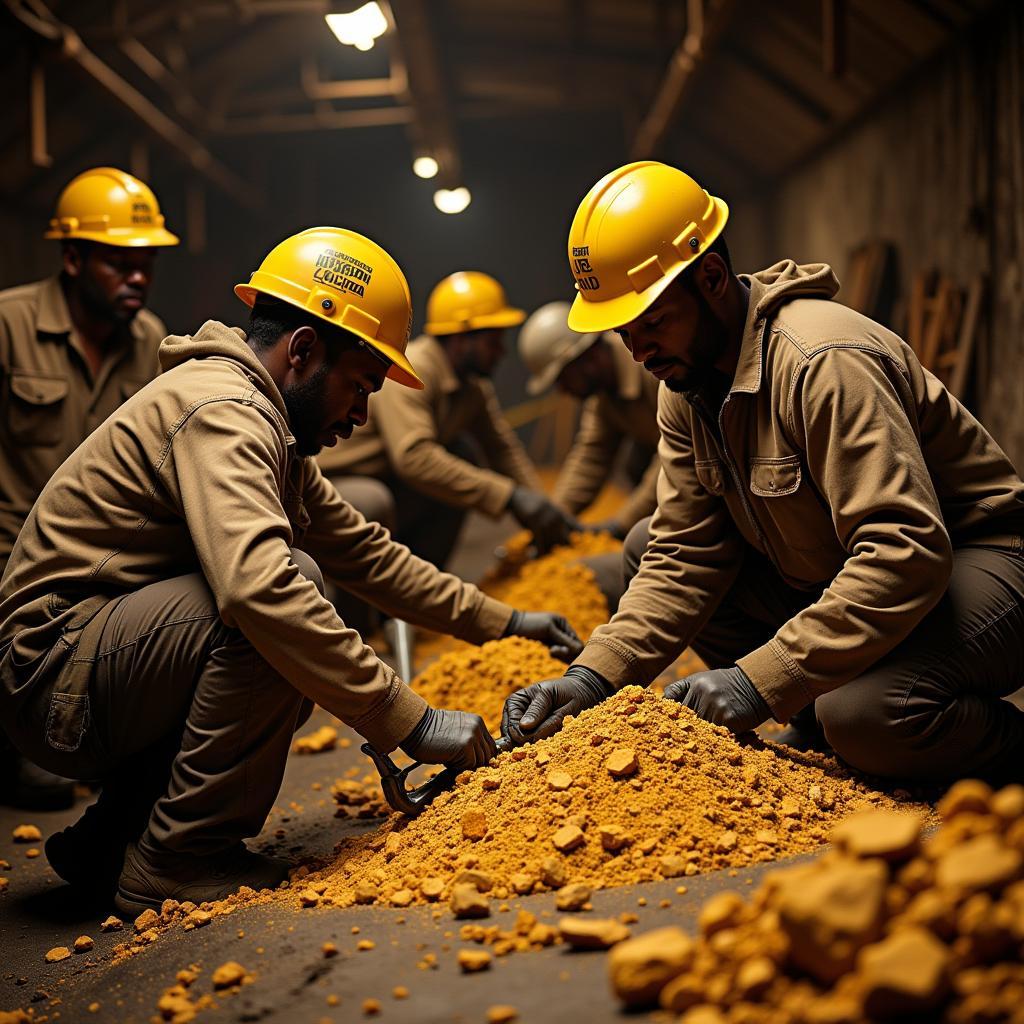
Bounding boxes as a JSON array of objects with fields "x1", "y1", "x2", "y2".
[
  {"x1": 663, "y1": 667, "x2": 771, "y2": 733},
  {"x1": 579, "y1": 518, "x2": 628, "y2": 541},
  {"x1": 501, "y1": 665, "x2": 614, "y2": 746},
  {"x1": 507, "y1": 487, "x2": 580, "y2": 554},
  {"x1": 399, "y1": 707, "x2": 497, "y2": 772},
  {"x1": 503, "y1": 610, "x2": 583, "y2": 662}
]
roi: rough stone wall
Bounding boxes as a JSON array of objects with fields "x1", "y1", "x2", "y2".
[{"x1": 755, "y1": 1, "x2": 1024, "y2": 468}]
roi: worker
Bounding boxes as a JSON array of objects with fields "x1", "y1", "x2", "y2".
[
  {"x1": 502, "y1": 161, "x2": 1024, "y2": 786},
  {"x1": 518, "y1": 300, "x2": 661, "y2": 605},
  {"x1": 319, "y1": 271, "x2": 580, "y2": 567},
  {"x1": 0, "y1": 227, "x2": 581, "y2": 914},
  {"x1": 0, "y1": 166, "x2": 179, "y2": 811}
]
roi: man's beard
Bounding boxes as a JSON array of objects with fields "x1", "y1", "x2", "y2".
[
  {"x1": 662, "y1": 290, "x2": 728, "y2": 394},
  {"x1": 79, "y1": 270, "x2": 138, "y2": 325},
  {"x1": 283, "y1": 363, "x2": 331, "y2": 457}
]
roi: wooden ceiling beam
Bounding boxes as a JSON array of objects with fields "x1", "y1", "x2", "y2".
[
  {"x1": 389, "y1": 0, "x2": 463, "y2": 187},
  {"x1": 630, "y1": 0, "x2": 736, "y2": 160}
]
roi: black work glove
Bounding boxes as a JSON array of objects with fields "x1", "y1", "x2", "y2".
[
  {"x1": 503, "y1": 610, "x2": 583, "y2": 662},
  {"x1": 580, "y1": 518, "x2": 628, "y2": 541},
  {"x1": 501, "y1": 665, "x2": 614, "y2": 746},
  {"x1": 507, "y1": 487, "x2": 580, "y2": 554},
  {"x1": 399, "y1": 707, "x2": 497, "y2": 772},
  {"x1": 663, "y1": 666, "x2": 771, "y2": 733}
]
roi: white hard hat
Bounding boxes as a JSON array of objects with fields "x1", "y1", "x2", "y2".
[{"x1": 518, "y1": 300, "x2": 601, "y2": 395}]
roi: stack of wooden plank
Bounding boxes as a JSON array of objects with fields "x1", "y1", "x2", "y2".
[{"x1": 905, "y1": 270, "x2": 985, "y2": 401}]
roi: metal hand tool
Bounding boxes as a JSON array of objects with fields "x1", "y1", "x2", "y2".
[{"x1": 362, "y1": 736, "x2": 512, "y2": 816}]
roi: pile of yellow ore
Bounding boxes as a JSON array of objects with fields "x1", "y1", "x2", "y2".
[
  {"x1": 607, "y1": 779, "x2": 1024, "y2": 1023},
  {"x1": 296, "y1": 679, "x2": 923, "y2": 911},
  {"x1": 410, "y1": 528, "x2": 620, "y2": 705},
  {"x1": 410, "y1": 636, "x2": 567, "y2": 734}
]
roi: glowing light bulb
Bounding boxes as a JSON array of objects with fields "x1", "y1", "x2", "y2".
[
  {"x1": 433, "y1": 187, "x2": 471, "y2": 214},
  {"x1": 413, "y1": 155, "x2": 439, "y2": 179},
  {"x1": 325, "y1": 2, "x2": 388, "y2": 51}
]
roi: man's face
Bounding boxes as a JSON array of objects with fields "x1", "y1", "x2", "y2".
[
  {"x1": 556, "y1": 345, "x2": 602, "y2": 400},
  {"x1": 283, "y1": 340, "x2": 387, "y2": 458},
  {"x1": 66, "y1": 243, "x2": 157, "y2": 324},
  {"x1": 462, "y1": 328, "x2": 506, "y2": 378},
  {"x1": 615, "y1": 276, "x2": 726, "y2": 394}
]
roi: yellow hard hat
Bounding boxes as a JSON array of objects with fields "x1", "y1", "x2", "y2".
[
  {"x1": 234, "y1": 227, "x2": 423, "y2": 390},
  {"x1": 566, "y1": 161, "x2": 728, "y2": 333},
  {"x1": 44, "y1": 166, "x2": 179, "y2": 247},
  {"x1": 424, "y1": 271, "x2": 526, "y2": 336}
]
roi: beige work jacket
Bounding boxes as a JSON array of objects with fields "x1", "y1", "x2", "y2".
[
  {"x1": 0, "y1": 276, "x2": 165, "y2": 572},
  {"x1": 318, "y1": 335, "x2": 542, "y2": 517},
  {"x1": 0, "y1": 321, "x2": 513, "y2": 752},
  {"x1": 577, "y1": 261, "x2": 1024, "y2": 721},
  {"x1": 552, "y1": 335, "x2": 661, "y2": 530}
]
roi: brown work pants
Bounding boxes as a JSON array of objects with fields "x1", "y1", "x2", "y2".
[
  {"x1": 624, "y1": 518, "x2": 1024, "y2": 784},
  {"x1": 18, "y1": 549, "x2": 320, "y2": 856},
  {"x1": 328, "y1": 473, "x2": 467, "y2": 570}
]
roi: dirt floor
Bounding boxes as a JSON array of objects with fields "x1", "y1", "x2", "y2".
[{"x1": 0, "y1": 506, "x2": 1015, "y2": 1023}]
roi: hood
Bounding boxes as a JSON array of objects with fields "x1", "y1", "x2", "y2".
[
  {"x1": 743, "y1": 260, "x2": 840, "y2": 322},
  {"x1": 158, "y1": 319, "x2": 289, "y2": 423}
]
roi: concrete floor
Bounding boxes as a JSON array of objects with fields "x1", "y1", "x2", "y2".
[
  {"x1": 0, "y1": 702, "x2": 812, "y2": 1023},
  {"x1": 0, "y1": 506, "x2": 987, "y2": 1022}
]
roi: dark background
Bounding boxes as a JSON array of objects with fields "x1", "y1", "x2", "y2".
[{"x1": 2, "y1": 0, "x2": 1021, "y2": 462}]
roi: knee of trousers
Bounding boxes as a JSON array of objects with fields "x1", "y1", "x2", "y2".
[
  {"x1": 623, "y1": 516, "x2": 653, "y2": 583},
  {"x1": 290, "y1": 548, "x2": 326, "y2": 597},
  {"x1": 815, "y1": 688, "x2": 919, "y2": 780},
  {"x1": 338, "y1": 477, "x2": 397, "y2": 534}
]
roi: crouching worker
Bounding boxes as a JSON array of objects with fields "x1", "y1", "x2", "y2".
[
  {"x1": 502, "y1": 162, "x2": 1024, "y2": 787},
  {"x1": 0, "y1": 227, "x2": 581, "y2": 916}
]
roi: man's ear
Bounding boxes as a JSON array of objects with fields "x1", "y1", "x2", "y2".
[
  {"x1": 286, "y1": 324, "x2": 320, "y2": 372},
  {"x1": 694, "y1": 252, "x2": 729, "y2": 302},
  {"x1": 61, "y1": 244, "x2": 84, "y2": 280}
]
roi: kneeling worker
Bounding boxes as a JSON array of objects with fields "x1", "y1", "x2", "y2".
[
  {"x1": 503, "y1": 161, "x2": 1024, "y2": 785},
  {"x1": 519, "y1": 301, "x2": 661, "y2": 539},
  {"x1": 0, "y1": 227, "x2": 580, "y2": 914},
  {"x1": 319, "y1": 271, "x2": 579, "y2": 564},
  {"x1": 0, "y1": 166, "x2": 179, "y2": 810},
  {"x1": 519, "y1": 301, "x2": 662, "y2": 606}
]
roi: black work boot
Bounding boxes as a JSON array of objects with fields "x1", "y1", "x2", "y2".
[
  {"x1": 115, "y1": 840, "x2": 290, "y2": 917},
  {"x1": 0, "y1": 742, "x2": 76, "y2": 811},
  {"x1": 45, "y1": 795, "x2": 144, "y2": 895}
]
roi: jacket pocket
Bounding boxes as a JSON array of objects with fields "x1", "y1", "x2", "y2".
[
  {"x1": 694, "y1": 458, "x2": 726, "y2": 496},
  {"x1": 6, "y1": 371, "x2": 69, "y2": 446},
  {"x1": 45, "y1": 691, "x2": 90, "y2": 752},
  {"x1": 749, "y1": 455, "x2": 802, "y2": 497}
]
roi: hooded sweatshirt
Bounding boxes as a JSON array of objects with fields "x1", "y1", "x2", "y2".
[
  {"x1": 575, "y1": 261, "x2": 1024, "y2": 720},
  {"x1": 0, "y1": 321, "x2": 513, "y2": 753}
]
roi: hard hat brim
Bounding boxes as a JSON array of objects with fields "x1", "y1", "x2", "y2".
[
  {"x1": 425, "y1": 306, "x2": 526, "y2": 336},
  {"x1": 43, "y1": 227, "x2": 180, "y2": 247},
  {"x1": 234, "y1": 283, "x2": 425, "y2": 391},
  {"x1": 525, "y1": 331, "x2": 601, "y2": 395}
]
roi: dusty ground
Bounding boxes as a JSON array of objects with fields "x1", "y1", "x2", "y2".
[
  {"x1": 1, "y1": 505, "x2": 1018, "y2": 1023},
  {"x1": 0, "y1": 700, "x2": 814, "y2": 1024}
]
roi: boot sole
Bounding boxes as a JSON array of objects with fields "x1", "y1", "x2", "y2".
[{"x1": 114, "y1": 885, "x2": 164, "y2": 919}]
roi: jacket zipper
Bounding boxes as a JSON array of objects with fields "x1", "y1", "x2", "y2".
[{"x1": 715, "y1": 393, "x2": 774, "y2": 563}]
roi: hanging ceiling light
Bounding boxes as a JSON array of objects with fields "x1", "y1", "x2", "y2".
[
  {"x1": 433, "y1": 187, "x2": 472, "y2": 214},
  {"x1": 412, "y1": 155, "x2": 439, "y2": 179},
  {"x1": 325, "y1": 2, "x2": 388, "y2": 51}
]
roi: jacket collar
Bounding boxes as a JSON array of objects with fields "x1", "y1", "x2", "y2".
[
  {"x1": 726, "y1": 275, "x2": 770, "y2": 396},
  {"x1": 216, "y1": 323, "x2": 292, "y2": 426},
  {"x1": 420, "y1": 334, "x2": 460, "y2": 394}
]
